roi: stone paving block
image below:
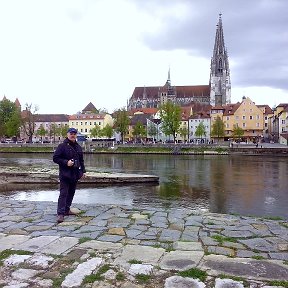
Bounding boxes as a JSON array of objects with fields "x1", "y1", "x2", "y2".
[
  {"x1": 159, "y1": 229, "x2": 181, "y2": 242},
  {"x1": 222, "y1": 229, "x2": 255, "y2": 238},
  {"x1": 114, "y1": 244, "x2": 165, "y2": 267},
  {"x1": 199, "y1": 254, "x2": 288, "y2": 280},
  {"x1": 239, "y1": 238, "x2": 278, "y2": 252},
  {"x1": 11, "y1": 268, "x2": 43, "y2": 281},
  {"x1": 16, "y1": 236, "x2": 59, "y2": 252},
  {"x1": 4, "y1": 254, "x2": 32, "y2": 266},
  {"x1": 97, "y1": 234, "x2": 124, "y2": 242},
  {"x1": 215, "y1": 278, "x2": 244, "y2": 288},
  {"x1": 62, "y1": 257, "x2": 102, "y2": 287},
  {"x1": 128, "y1": 264, "x2": 153, "y2": 276},
  {"x1": 173, "y1": 241, "x2": 203, "y2": 251},
  {"x1": 207, "y1": 246, "x2": 235, "y2": 256},
  {"x1": 0, "y1": 235, "x2": 31, "y2": 251},
  {"x1": 41, "y1": 236, "x2": 79, "y2": 255},
  {"x1": 26, "y1": 254, "x2": 54, "y2": 268},
  {"x1": 159, "y1": 250, "x2": 204, "y2": 271},
  {"x1": 79, "y1": 240, "x2": 123, "y2": 251},
  {"x1": 125, "y1": 229, "x2": 142, "y2": 238},
  {"x1": 268, "y1": 252, "x2": 288, "y2": 260},
  {"x1": 164, "y1": 275, "x2": 205, "y2": 288}
]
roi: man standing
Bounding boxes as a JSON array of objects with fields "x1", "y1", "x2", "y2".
[{"x1": 53, "y1": 128, "x2": 86, "y2": 223}]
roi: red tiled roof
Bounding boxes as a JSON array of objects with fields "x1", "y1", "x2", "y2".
[
  {"x1": 82, "y1": 102, "x2": 97, "y2": 112},
  {"x1": 129, "y1": 108, "x2": 158, "y2": 115},
  {"x1": 34, "y1": 114, "x2": 69, "y2": 122}
]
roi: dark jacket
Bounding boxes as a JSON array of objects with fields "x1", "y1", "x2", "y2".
[{"x1": 53, "y1": 138, "x2": 86, "y2": 181}]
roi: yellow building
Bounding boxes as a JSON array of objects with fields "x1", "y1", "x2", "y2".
[
  {"x1": 69, "y1": 113, "x2": 113, "y2": 138},
  {"x1": 211, "y1": 96, "x2": 267, "y2": 142}
]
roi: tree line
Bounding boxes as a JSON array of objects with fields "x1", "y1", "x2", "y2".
[{"x1": 0, "y1": 98, "x2": 244, "y2": 143}]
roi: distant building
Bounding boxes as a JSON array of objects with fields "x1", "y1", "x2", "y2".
[{"x1": 127, "y1": 14, "x2": 231, "y2": 110}]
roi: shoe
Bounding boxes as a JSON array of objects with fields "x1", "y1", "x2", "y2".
[
  {"x1": 64, "y1": 210, "x2": 77, "y2": 216},
  {"x1": 57, "y1": 215, "x2": 64, "y2": 223}
]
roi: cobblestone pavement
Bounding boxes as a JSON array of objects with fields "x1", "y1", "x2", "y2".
[{"x1": 0, "y1": 196, "x2": 287, "y2": 287}]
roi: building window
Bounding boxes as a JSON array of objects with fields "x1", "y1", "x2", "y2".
[
  {"x1": 282, "y1": 120, "x2": 285, "y2": 124},
  {"x1": 242, "y1": 115, "x2": 246, "y2": 120},
  {"x1": 235, "y1": 116, "x2": 239, "y2": 120},
  {"x1": 227, "y1": 116, "x2": 230, "y2": 120},
  {"x1": 243, "y1": 123, "x2": 246, "y2": 127},
  {"x1": 250, "y1": 116, "x2": 253, "y2": 120},
  {"x1": 256, "y1": 115, "x2": 260, "y2": 120},
  {"x1": 256, "y1": 123, "x2": 260, "y2": 127},
  {"x1": 80, "y1": 122, "x2": 83, "y2": 125}
]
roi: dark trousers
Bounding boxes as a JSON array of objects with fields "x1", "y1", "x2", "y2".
[{"x1": 57, "y1": 179, "x2": 78, "y2": 215}]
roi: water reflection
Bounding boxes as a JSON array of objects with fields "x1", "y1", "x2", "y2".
[{"x1": 0, "y1": 153, "x2": 287, "y2": 219}]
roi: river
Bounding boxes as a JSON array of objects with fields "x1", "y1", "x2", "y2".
[{"x1": 0, "y1": 153, "x2": 287, "y2": 219}]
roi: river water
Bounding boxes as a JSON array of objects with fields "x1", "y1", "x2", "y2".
[{"x1": 0, "y1": 153, "x2": 287, "y2": 219}]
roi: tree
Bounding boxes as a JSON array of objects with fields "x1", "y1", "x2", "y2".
[
  {"x1": 132, "y1": 121, "x2": 146, "y2": 143},
  {"x1": 37, "y1": 124, "x2": 46, "y2": 142},
  {"x1": 179, "y1": 126, "x2": 189, "y2": 142},
  {"x1": 21, "y1": 103, "x2": 38, "y2": 142},
  {"x1": 49, "y1": 123, "x2": 58, "y2": 143},
  {"x1": 90, "y1": 124, "x2": 102, "y2": 138},
  {"x1": 102, "y1": 124, "x2": 113, "y2": 138},
  {"x1": 147, "y1": 121, "x2": 157, "y2": 142},
  {"x1": 0, "y1": 99, "x2": 21, "y2": 138},
  {"x1": 159, "y1": 102, "x2": 181, "y2": 143},
  {"x1": 232, "y1": 124, "x2": 244, "y2": 141},
  {"x1": 211, "y1": 116, "x2": 225, "y2": 141},
  {"x1": 195, "y1": 121, "x2": 206, "y2": 139},
  {"x1": 114, "y1": 108, "x2": 130, "y2": 143}
]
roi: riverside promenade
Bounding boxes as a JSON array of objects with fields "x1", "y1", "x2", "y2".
[{"x1": 0, "y1": 196, "x2": 287, "y2": 288}]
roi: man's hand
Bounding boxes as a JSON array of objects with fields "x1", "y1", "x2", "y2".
[{"x1": 67, "y1": 159, "x2": 74, "y2": 167}]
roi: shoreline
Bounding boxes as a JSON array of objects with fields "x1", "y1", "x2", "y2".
[{"x1": 0, "y1": 197, "x2": 287, "y2": 287}]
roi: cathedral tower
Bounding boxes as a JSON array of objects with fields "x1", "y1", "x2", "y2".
[{"x1": 210, "y1": 14, "x2": 231, "y2": 106}]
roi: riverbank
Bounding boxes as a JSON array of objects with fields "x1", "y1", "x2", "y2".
[
  {"x1": 1, "y1": 142, "x2": 288, "y2": 155},
  {"x1": 0, "y1": 197, "x2": 287, "y2": 287}
]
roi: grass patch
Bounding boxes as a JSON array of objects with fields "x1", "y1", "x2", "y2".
[
  {"x1": 78, "y1": 237, "x2": 92, "y2": 244},
  {"x1": 116, "y1": 272, "x2": 125, "y2": 281},
  {"x1": 252, "y1": 255, "x2": 265, "y2": 260},
  {"x1": 135, "y1": 274, "x2": 151, "y2": 283},
  {"x1": 128, "y1": 259, "x2": 142, "y2": 264},
  {"x1": 211, "y1": 235, "x2": 237, "y2": 245},
  {"x1": 0, "y1": 249, "x2": 33, "y2": 264},
  {"x1": 268, "y1": 280, "x2": 288, "y2": 287},
  {"x1": 83, "y1": 273, "x2": 104, "y2": 283},
  {"x1": 97, "y1": 264, "x2": 111, "y2": 274},
  {"x1": 24, "y1": 218, "x2": 34, "y2": 223},
  {"x1": 283, "y1": 260, "x2": 288, "y2": 265},
  {"x1": 264, "y1": 216, "x2": 283, "y2": 221},
  {"x1": 280, "y1": 222, "x2": 288, "y2": 228},
  {"x1": 177, "y1": 268, "x2": 207, "y2": 282}
]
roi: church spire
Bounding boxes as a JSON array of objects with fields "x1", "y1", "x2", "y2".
[{"x1": 210, "y1": 14, "x2": 231, "y2": 106}]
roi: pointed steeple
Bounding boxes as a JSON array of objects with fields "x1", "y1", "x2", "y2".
[{"x1": 210, "y1": 14, "x2": 231, "y2": 106}]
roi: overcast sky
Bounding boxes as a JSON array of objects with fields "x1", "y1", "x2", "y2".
[{"x1": 0, "y1": 0, "x2": 287, "y2": 114}]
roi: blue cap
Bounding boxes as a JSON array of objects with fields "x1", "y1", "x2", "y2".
[{"x1": 67, "y1": 128, "x2": 78, "y2": 134}]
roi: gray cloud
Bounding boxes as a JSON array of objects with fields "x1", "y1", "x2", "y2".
[{"x1": 134, "y1": 0, "x2": 288, "y2": 91}]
